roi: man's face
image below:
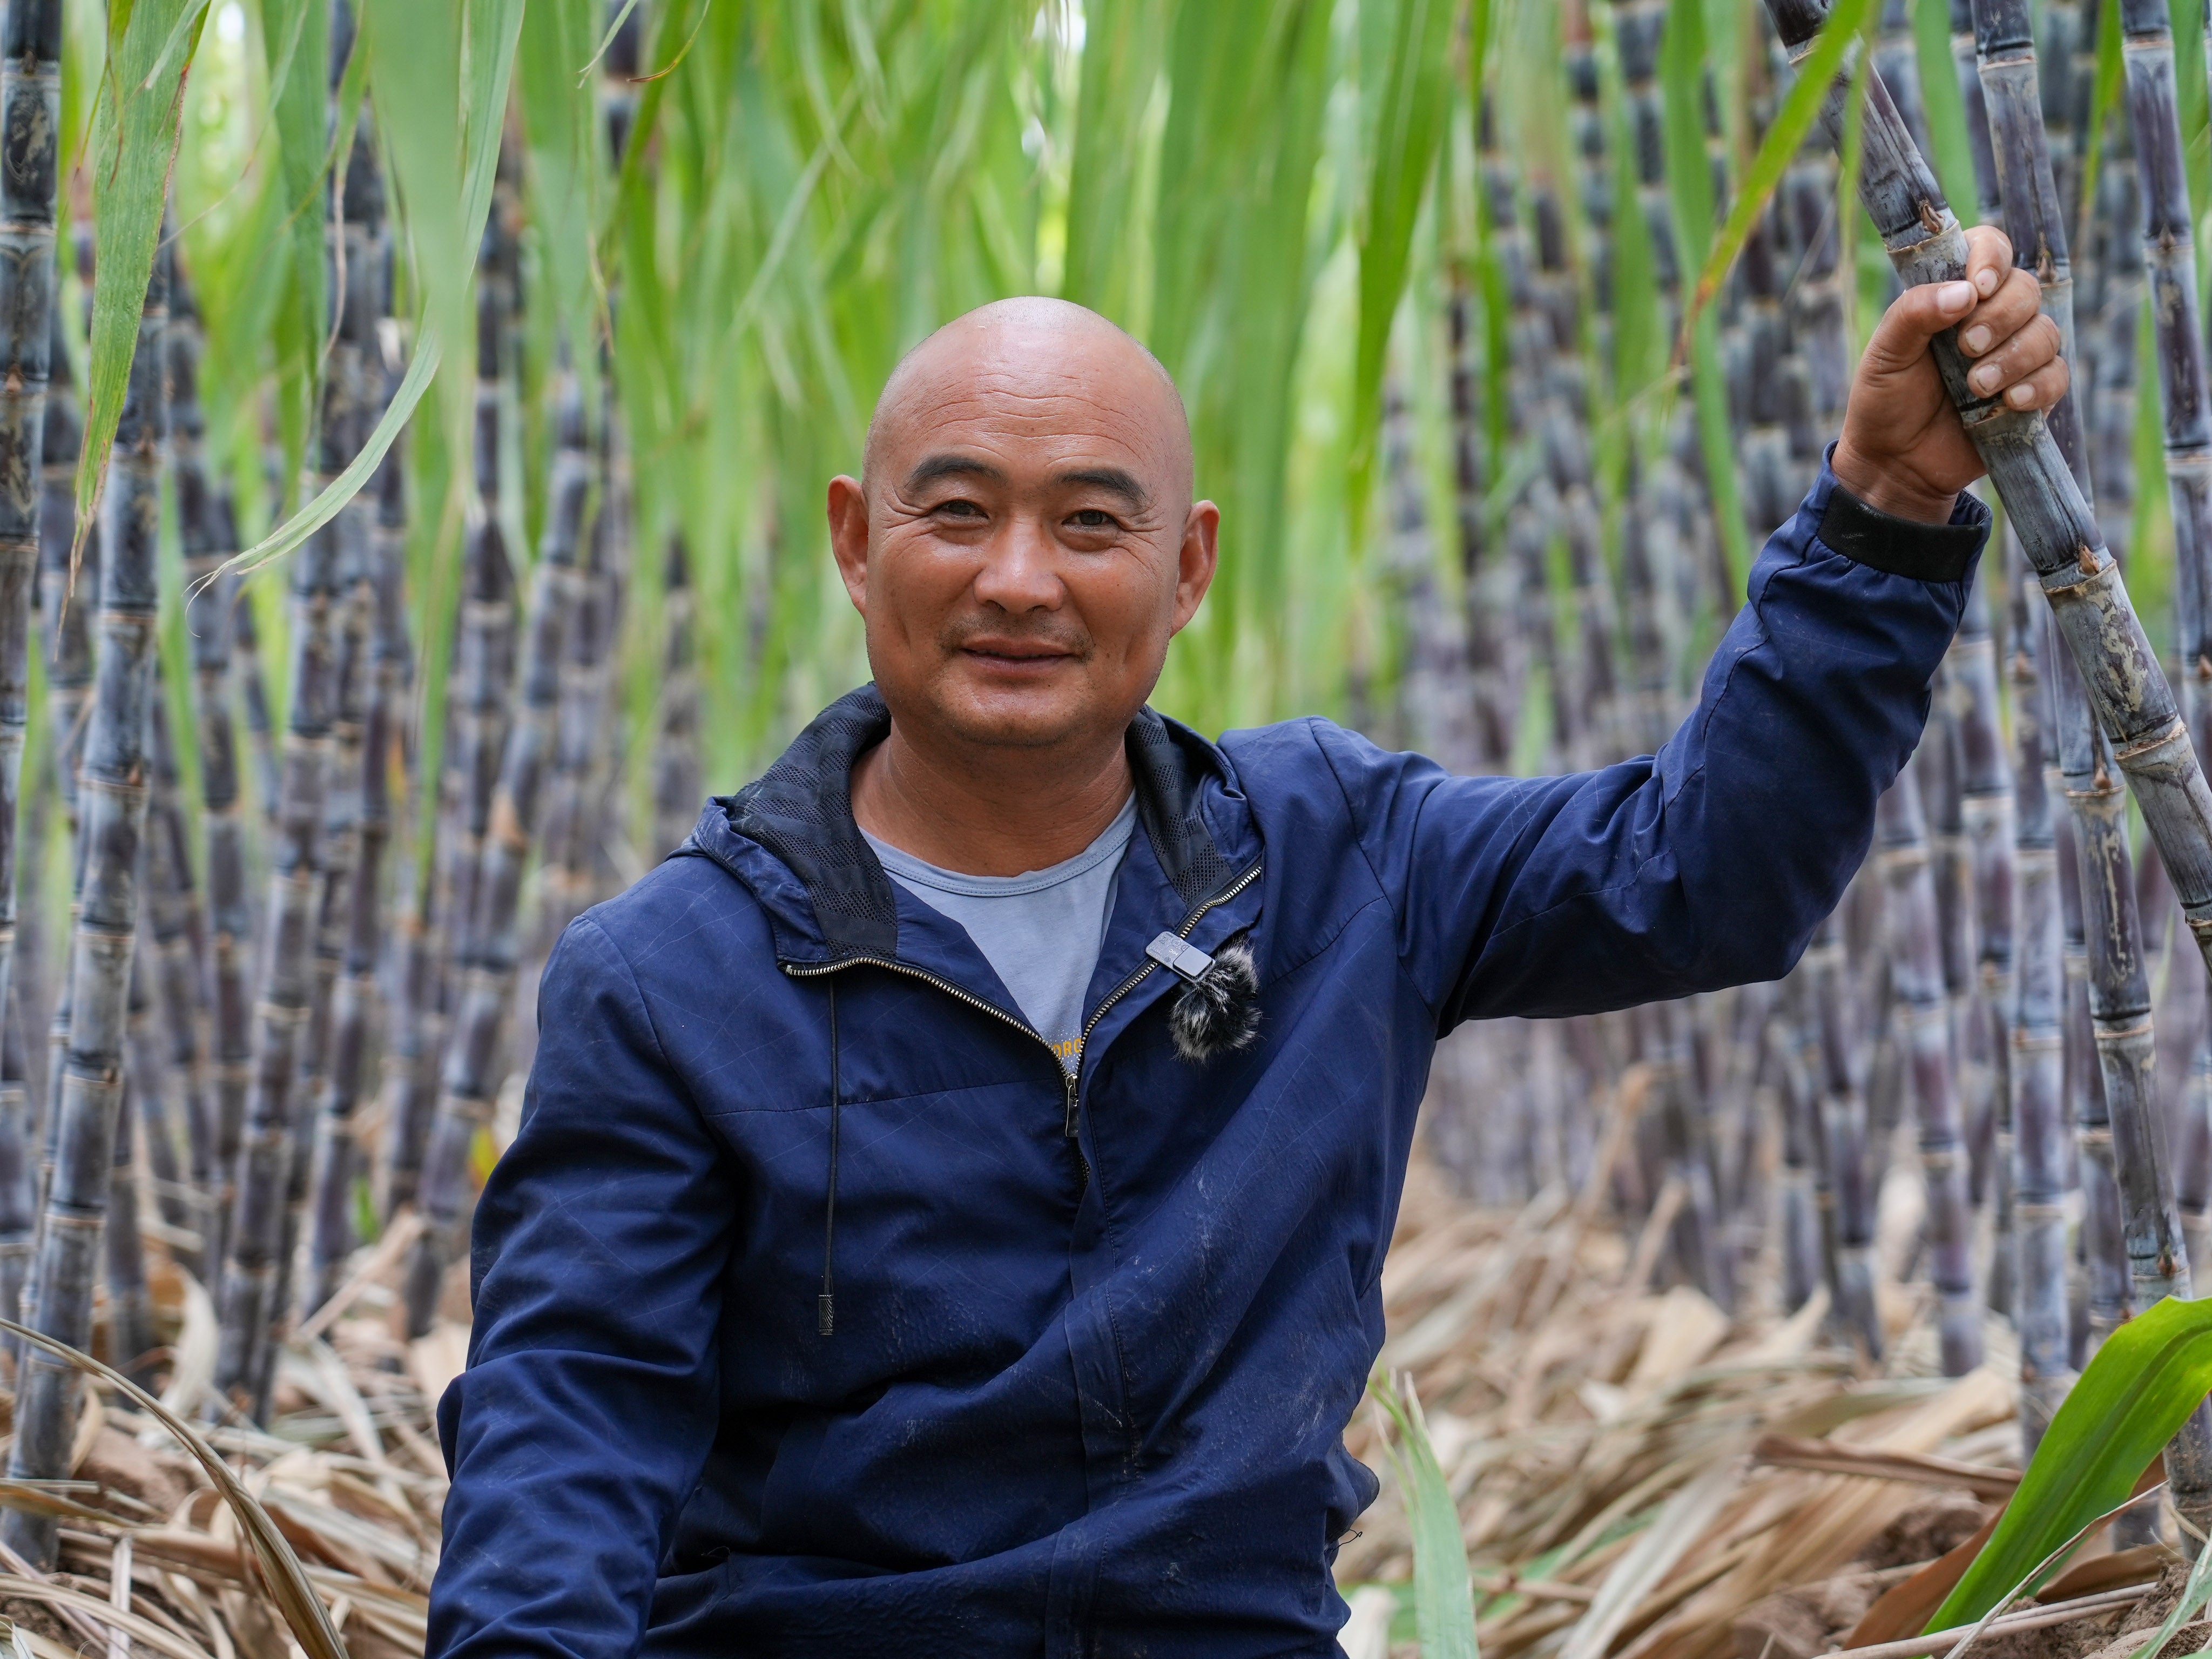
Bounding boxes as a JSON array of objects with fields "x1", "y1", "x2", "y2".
[{"x1": 828, "y1": 305, "x2": 1217, "y2": 754}]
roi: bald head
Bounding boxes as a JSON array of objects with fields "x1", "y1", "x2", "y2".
[{"x1": 862, "y1": 297, "x2": 1193, "y2": 510}]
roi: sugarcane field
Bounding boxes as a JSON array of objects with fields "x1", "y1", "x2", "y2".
[{"x1": 21, "y1": 0, "x2": 2212, "y2": 1655}]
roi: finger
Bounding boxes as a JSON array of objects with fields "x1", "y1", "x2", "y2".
[
  {"x1": 1957, "y1": 267, "x2": 2044, "y2": 356},
  {"x1": 2000, "y1": 357, "x2": 2071, "y2": 412},
  {"x1": 1964, "y1": 313, "x2": 2062, "y2": 398},
  {"x1": 1961, "y1": 224, "x2": 2014, "y2": 300},
  {"x1": 1862, "y1": 276, "x2": 1979, "y2": 374}
]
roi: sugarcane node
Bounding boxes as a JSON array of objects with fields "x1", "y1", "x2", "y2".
[{"x1": 2112, "y1": 719, "x2": 2192, "y2": 763}]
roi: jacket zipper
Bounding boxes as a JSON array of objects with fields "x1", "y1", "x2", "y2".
[{"x1": 782, "y1": 858, "x2": 1264, "y2": 1143}]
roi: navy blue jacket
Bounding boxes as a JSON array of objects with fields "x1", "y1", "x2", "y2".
[{"x1": 430, "y1": 463, "x2": 1987, "y2": 1658}]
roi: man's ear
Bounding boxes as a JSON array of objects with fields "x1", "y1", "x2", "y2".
[
  {"x1": 1171, "y1": 500, "x2": 1219, "y2": 634},
  {"x1": 828, "y1": 475, "x2": 870, "y2": 615}
]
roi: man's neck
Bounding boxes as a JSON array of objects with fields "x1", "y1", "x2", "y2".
[{"x1": 851, "y1": 722, "x2": 1134, "y2": 878}]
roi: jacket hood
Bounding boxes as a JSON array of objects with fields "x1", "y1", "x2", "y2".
[{"x1": 676, "y1": 683, "x2": 1255, "y2": 965}]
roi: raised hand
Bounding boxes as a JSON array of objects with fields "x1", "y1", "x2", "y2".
[{"x1": 1831, "y1": 224, "x2": 2067, "y2": 524}]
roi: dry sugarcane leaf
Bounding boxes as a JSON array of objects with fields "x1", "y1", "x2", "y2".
[
  {"x1": 0, "y1": 1482, "x2": 125, "y2": 1526},
  {"x1": 406, "y1": 1324, "x2": 467, "y2": 1413},
  {"x1": 1558, "y1": 1455, "x2": 1746, "y2": 1659},
  {"x1": 1847, "y1": 1507, "x2": 2003, "y2": 1647},
  {"x1": 156, "y1": 1272, "x2": 217, "y2": 1426},
  {"x1": 0, "y1": 1574, "x2": 215, "y2": 1659},
  {"x1": 66, "y1": 1393, "x2": 102, "y2": 1479},
  {"x1": 1623, "y1": 1288, "x2": 1731, "y2": 1396},
  {"x1": 1751, "y1": 1434, "x2": 2021, "y2": 1501},
  {"x1": 0, "y1": 1317, "x2": 348, "y2": 1659},
  {"x1": 1618, "y1": 1371, "x2": 2016, "y2": 1659},
  {"x1": 2038, "y1": 1545, "x2": 2177, "y2": 1602}
]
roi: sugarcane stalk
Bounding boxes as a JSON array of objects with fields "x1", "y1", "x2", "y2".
[
  {"x1": 1761, "y1": 4, "x2": 2212, "y2": 945},
  {"x1": 2089, "y1": 85, "x2": 2143, "y2": 567},
  {"x1": 0, "y1": 0, "x2": 59, "y2": 1117},
  {"x1": 306, "y1": 343, "x2": 405, "y2": 1317},
  {"x1": 1974, "y1": 0, "x2": 2174, "y2": 1537},
  {"x1": 1880, "y1": 765, "x2": 1985, "y2": 1371},
  {"x1": 380, "y1": 200, "x2": 521, "y2": 1236},
  {"x1": 1567, "y1": 44, "x2": 1615, "y2": 371},
  {"x1": 135, "y1": 813, "x2": 195, "y2": 1262},
  {"x1": 3, "y1": 233, "x2": 169, "y2": 1569},
  {"x1": 1803, "y1": 906, "x2": 1882, "y2": 1354},
  {"x1": 1763, "y1": 19, "x2": 2212, "y2": 1481},
  {"x1": 0, "y1": 992, "x2": 29, "y2": 1334},
  {"x1": 1877, "y1": 0, "x2": 1937, "y2": 154},
  {"x1": 262, "y1": 491, "x2": 368, "y2": 1405},
  {"x1": 144, "y1": 699, "x2": 207, "y2": 1278},
  {"x1": 102, "y1": 1072, "x2": 150, "y2": 1382},
  {"x1": 1917, "y1": 687, "x2": 1986, "y2": 1210},
  {"x1": 538, "y1": 487, "x2": 617, "y2": 947},
  {"x1": 230, "y1": 573, "x2": 280, "y2": 828},
  {"x1": 1951, "y1": 565, "x2": 2018, "y2": 1314},
  {"x1": 1953, "y1": 0, "x2": 2007, "y2": 220},
  {"x1": 1976, "y1": 4, "x2": 2212, "y2": 1547},
  {"x1": 35, "y1": 306, "x2": 88, "y2": 847},
  {"x1": 1470, "y1": 98, "x2": 1535, "y2": 771},
  {"x1": 1772, "y1": 986, "x2": 1827, "y2": 1311},
  {"x1": 212, "y1": 521, "x2": 338, "y2": 1414},
  {"x1": 651, "y1": 535, "x2": 702, "y2": 859},
  {"x1": 404, "y1": 372, "x2": 592, "y2": 1336},
  {"x1": 176, "y1": 295, "x2": 246, "y2": 1301}
]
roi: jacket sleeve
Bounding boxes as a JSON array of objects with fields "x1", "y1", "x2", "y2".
[
  {"x1": 1317, "y1": 455, "x2": 1988, "y2": 1029},
  {"x1": 427, "y1": 915, "x2": 734, "y2": 1659}
]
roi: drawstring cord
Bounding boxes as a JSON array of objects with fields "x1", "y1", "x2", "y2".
[{"x1": 819, "y1": 979, "x2": 841, "y2": 1336}]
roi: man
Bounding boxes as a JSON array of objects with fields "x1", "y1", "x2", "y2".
[{"x1": 429, "y1": 226, "x2": 2061, "y2": 1658}]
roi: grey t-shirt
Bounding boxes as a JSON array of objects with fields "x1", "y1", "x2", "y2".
[{"x1": 865, "y1": 794, "x2": 1138, "y2": 1073}]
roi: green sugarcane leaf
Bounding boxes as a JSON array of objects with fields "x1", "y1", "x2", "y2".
[
  {"x1": 1594, "y1": 4, "x2": 1661, "y2": 402},
  {"x1": 1929, "y1": 1294, "x2": 2212, "y2": 1630},
  {"x1": 1911, "y1": 0, "x2": 1978, "y2": 217},
  {"x1": 1062, "y1": 0, "x2": 1169, "y2": 322},
  {"x1": 73, "y1": 0, "x2": 204, "y2": 561},
  {"x1": 2175, "y1": 0, "x2": 2211, "y2": 249},
  {"x1": 218, "y1": 321, "x2": 440, "y2": 578},
  {"x1": 1685, "y1": 0, "x2": 1877, "y2": 326},
  {"x1": 260, "y1": 0, "x2": 328, "y2": 487},
  {"x1": 1377, "y1": 1375, "x2": 1479, "y2": 1659},
  {"x1": 1660, "y1": 0, "x2": 1751, "y2": 604},
  {"x1": 1346, "y1": 0, "x2": 1459, "y2": 536},
  {"x1": 517, "y1": 0, "x2": 604, "y2": 381},
  {"x1": 599, "y1": 0, "x2": 704, "y2": 275},
  {"x1": 578, "y1": 0, "x2": 644, "y2": 83},
  {"x1": 141, "y1": 0, "x2": 212, "y2": 92},
  {"x1": 2072, "y1": 0, "x2": 2123, "y2": 268},
  {"x1": 233, "y1": 0, "x2": 521, "y2": 577}
]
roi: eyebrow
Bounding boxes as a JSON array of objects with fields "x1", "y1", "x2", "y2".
[
  {"x1": 1054, "y1": 467, "x2": 1149, "y2": 510},
  {"x1": 906, "y1": 453, "x2": 1009, "y2": 491},
  {"x1": 902, "y1": 453, "x2": 1151, "y2": 511}
]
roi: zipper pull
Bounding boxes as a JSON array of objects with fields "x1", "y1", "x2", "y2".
[{"x1": 1062, "y1": 1069, "x2": 1080, "y2": 1137}]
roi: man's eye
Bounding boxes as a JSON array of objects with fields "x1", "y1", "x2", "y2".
[
  {"x1": 1069, "y1": 509, "x2": 1116, "y2": 530},
  {"x1": 936, "y1": 499, "x2": 985, "y2": 518}
]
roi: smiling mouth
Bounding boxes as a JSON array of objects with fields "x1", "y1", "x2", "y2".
[{"x1": 961, "y1": 644, "x2": 1075, "y2": 665}]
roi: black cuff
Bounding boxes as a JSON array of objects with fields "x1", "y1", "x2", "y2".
[{"x1": 1816, "y1": 482, "x2": 1987, "y2": 583}]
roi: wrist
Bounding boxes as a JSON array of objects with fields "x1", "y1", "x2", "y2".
[{"x1": 1830, "y1": 441, "x2": 1959, "y2": 525}]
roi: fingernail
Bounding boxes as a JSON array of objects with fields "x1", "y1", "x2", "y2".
[
  {"x1": 1977, "y1": 268, "x2": 1999, "y2": 295},
  {"x1": 1938, "y1": 281, "x2": 1975, "y2": 313},
  {"x1": 1963, "y1": 325, "x2": 1992, "y2": 354},
  {"x1": 1973, "y1": 363, "x2": 2001, "y2": 393},
  {"x1": 2007, "y1": 383, "x2": 2034, "y2": 407}
]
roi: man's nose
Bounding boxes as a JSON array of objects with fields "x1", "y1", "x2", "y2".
[{"x1": 972, "y1": 515, "x2": 1064, "y2": 612}]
